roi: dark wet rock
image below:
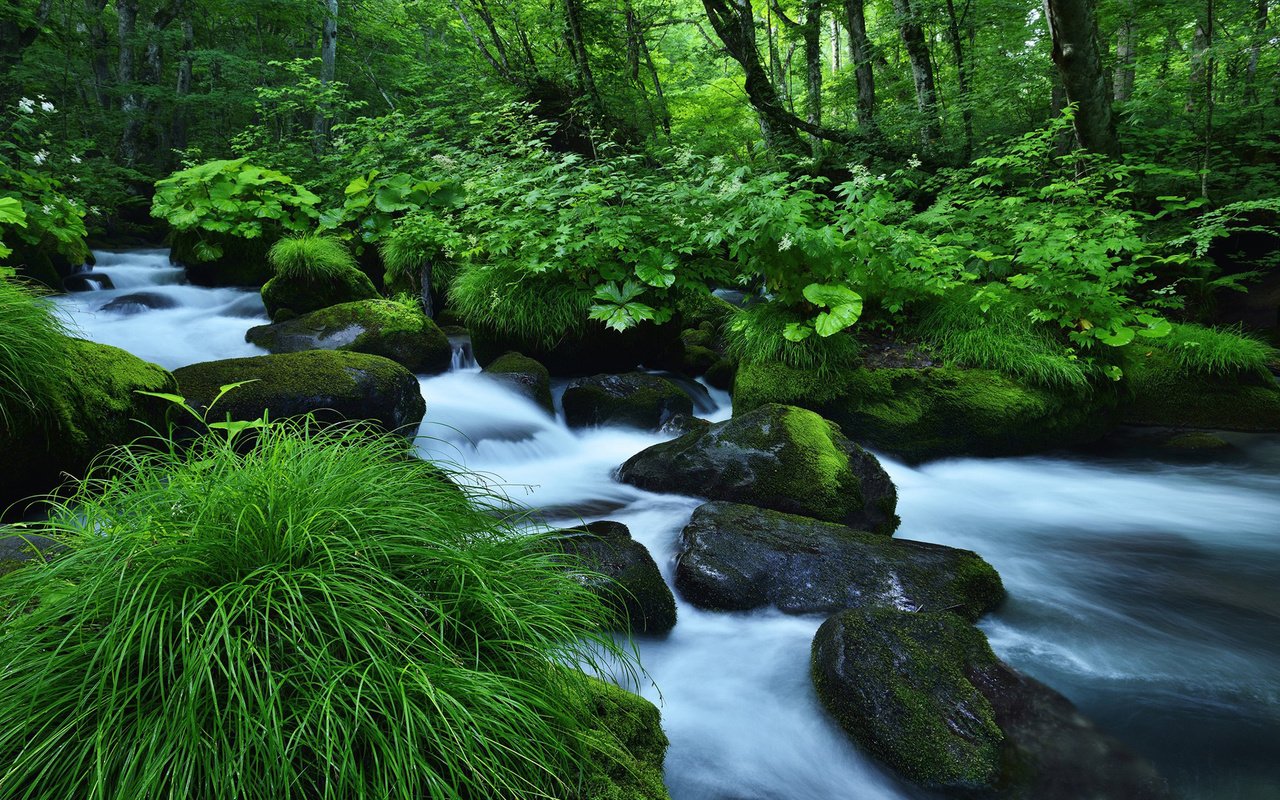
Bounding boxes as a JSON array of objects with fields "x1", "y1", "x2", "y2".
[
  {"x1": 812, "y1": 608, "x2": 1171, "y2": 799},
  {"x1": 99, "y1": 291, "x2": 179, "y2": 314},
  {"x1": 245, "y1": 300, "x2": 451, "y2": 374},
  {"x1": 563, "y1": 373, "x2": 694, "y2": 430},
  {"x1": 657, "y1": 413, "x2": 710, "y2": 438},
  {"x1": 577, "y1": 674, "x2": 672, "y2": 800},
  {"x1": 470, "y1": 319, "x2": 682, "y2": 377},
  {"x1": 170, "y1": 231, "x2": 274, "y2": 287},
  {"x1": 619, "y1": 404, "x2": 899, "y2": 534},
  {"x1": 62, "y1": 272, "x2": 115, "y2": 292},
  {"x1": 482, "y1": 352, "x2": 553, "y2": 413},
  {"x1": 703, "y1": 357, "x2": 737, "y2": 391},
  {"x1": 676, "y1": 502, "x2": 1002, "y2": 618},
  {"x1": 172, "y1": 350, "x2": 425, "y2": 436},
  {"x1": 548, "y1": 521, "x2": 676, "y2": 635},
  {"x1": 260, "y1": 267, "x2": 379, "y2": 320}
]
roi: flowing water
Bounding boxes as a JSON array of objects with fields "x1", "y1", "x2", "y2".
[{"x1": 54, "y1": 250, "x2": 1280, "y2": 800}]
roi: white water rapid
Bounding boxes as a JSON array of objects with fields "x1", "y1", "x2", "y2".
[{"x1": 54, "y1": 250, "x2": 1280, "y2": 800}]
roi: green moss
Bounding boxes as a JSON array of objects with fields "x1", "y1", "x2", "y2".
[
  {"x1": 575, "y1": 677, "x2": 670, "y2": 800},
  {"x1": 260, "y1": 265, "x2": 378, "y2": 320},
  {"x1": 703, "y1": 356, "x2": 737, "y2": 390},
  {"x1": 679, "y1": 344, "x2": 719, "y2": 377},
  {"x1": 483, "y1": 352, "x2": 554, "y2": 412},
  {"x1": 1120, "y1": 346, "x2": 1280, "y2": 431},
  {"x1": 811, "y1": 609, "x2": 1004, "y2": 791},
  {"x1": 735, "y1": 361, "x2": 1115, "y2": 462},
  {"x1": 778, "y1": 406, "x2": 861, "y2": 512},
  {"x1": 247, "y1": 300, "x2": 451, "y2": 374}
]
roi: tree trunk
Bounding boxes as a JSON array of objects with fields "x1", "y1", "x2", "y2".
[
  {"x1": 843, "y1": 0, "x2": 875, "y2": 128},
  {"x1": 563, "y1": 0, "x2": 602, "y2": 114},
  {"x1": 1043, "y1": 0, "x2": 1118, "y2": 156},
  {"x1": 944, "y1": 0, "x2": 973, "y2": 156},
  {"x1": 1113, "y1": 1, "x2": 1136, "y2": 102},
  {"x1": 802, "y1": 0, "x2": 822, "y2": 154},
  {"x1": 313, "y1": 0, "x2": 338, "y2": 145},
  {"x1": 1245, "y1": 1, "x2": 1267, "y2": 106},
  {"x1": 890, "y1": 0, "x2": 940, "y2": 148},
  {"x1": 171, "y1": 13, "x2": 194, "y2": 153},
  {"x1": 118, "y1": 0, "x2": 141, "y2": 164}
]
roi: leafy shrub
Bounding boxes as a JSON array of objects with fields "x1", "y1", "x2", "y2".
[
  {"x1": 450, "y1": 259, "x2": 596, "y2": 346},
  {"x1": 151, "y1": 159, "x2": 321, "y2": 260},
  {"x1": 0, "y1": 277, "x2": 71, "y2": 430},
  {"x1": 0, "y1": 419, "x2": 639, "y2": 799},
  {"x1": 322, "y1": 170, "x2": 463, "y2": 247},
  {"x1": 724, "y1": 302, "x2": 861, "y2": 375},
  {"x1": 1152, "y1": 322, "x2": 1277, "y2": 378},
  {"x1": 379, "y1": 209, "x2": 463, "y2": 287},
  {"x1": 268, "y1": 233, "x2": 358, "y2": 282}
]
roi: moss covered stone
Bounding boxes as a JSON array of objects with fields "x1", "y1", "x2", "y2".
[
  {"x1": 482, "y1": 352, "x2": 554, "y2": 413},
  {"x1": 677, "y1": 502, "x2": 1003, "y2": 618},
  {"x1": 1120, "y1": 347, "x2": 1280, "y2": 431},
  {"x1": 548, "y1": 520, "x2": 677, "y2": 635},
  {"x1": 260, "y1": 266, "x2": 379, "y2": 320},
  {"x1": 575, "y1": 676, "x2": 671, "y2": 800},
  {"x1": 245, "y1": 300, "x2": 452, "y2": 374},
  {"x1": 172, "y1": 350, "x2": 425, "y2": 436},
  {"x1": 734, "y1": 362, "x2": 1115, "y2": 463},
  {"x1": 170, "y1": 231, "x2": 274, "y2": 287},
  {"x1": 563, "y1": 373, "x2": 694, "y2": 430},
  {"x1": 703, "y1": 356, "x2": 737, "y2": 390},
  {"x1": 619, "y1": 404, "x2": 898, "y2": 533}
]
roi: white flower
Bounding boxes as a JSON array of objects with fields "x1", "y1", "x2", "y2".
[
  {"x1": 431, "y1": 153, "x2": 457, "y2": 169},
  {"x1": 17, "y1": 97, "x2": 34, "y2": 114},
  {"x1": 41, "y1": 204, "x2": 54, "y2": 215},
  {"x1": 32, "y1": 149, "x2": 49, "y2": 165},
  {"x1": 70, "y1": 176, "x2": 80, "y2": 183},
  {"x1": 778, "y1": 233, "x2": 794, "y2": 252},
  {"x1": 908, "y1": 154, "x2": 922, "y2": 170},
  {"x1": 70, "y1": 154, "x2": 82, "y2": 165},
  {"x1": 40, "y1": 101, "x2": 55, "y2": 113},
  {"x1": 708, "y1": 156, "x2": 725, "y2": 173},
  {"x1": 89, "y1": 206, "x2": 101, "y2": 216}
]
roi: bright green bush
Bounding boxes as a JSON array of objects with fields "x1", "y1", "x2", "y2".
[
  {"x1": 0, "y1": 419, "x2": 640, "y2": 800},
  {"x1": 1154, "y1": 322, "x2": 1277, "y2": 378},
  {"x1": 267, "y1": 233, "x2": 359, "y2": 282},
  {"x1": 379, "y1": 209, "x2": 463, "y2": 287},
  {"x1": 450, "y1": 259, "x2": 596, "y2": 346},
  {"x1": 0, "y1": 277, "x2": 71, "y2": 430},
  {"x1": 724, "y1": 302, "x2": 861, "y2": 375}
]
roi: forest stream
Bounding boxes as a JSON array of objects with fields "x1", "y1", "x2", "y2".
[{"x1": 56, "y1": 250, "x2": 1280, "y2": 800}]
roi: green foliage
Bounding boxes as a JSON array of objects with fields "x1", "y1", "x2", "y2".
[
  {"x1": 0, "y1": 197, "x2": 26, "y2": 260},
  {"x1": 267, "y1": 233, "x2": 358, "y2": 282},
  {"x1": 914, "y1": 285, "x2": 1095, "y2": 389},
  {"x1": 379, "y1": 208, "x2": 463, "y2": 286},
  {"x1": 0, "y1": 418, "x2": 640, "y2": 800},
  {"x1": 725, "y1": 302, "x2": 861, "y2": 375},
  {"x1": 323, "y1": 170, "x2": 464, "y2": 248},
  {"x1": 0, "y1": 277, "x2": 71, "y2": 430},
  {"x1": 1149, "y1": 323, "x2": 1278, "y2": 379},
  {"x1": 451, "y1": 259, "x2": 596, "y2": 346},
  {"x1": 151, "y1": 159, "x2": 321, "y2": 260}
]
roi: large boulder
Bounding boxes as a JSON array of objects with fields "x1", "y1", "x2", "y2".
[
  {"x1": 548, "y1": 521, "x2": 676, "y2": 635},
  {"x1": 99, "y1": 292, "x2": 179, "y2": 314},
  {"x1": 677, "y1": 502, "x2": 1002, "y2": 618},
  {"x1": 563, "y1": 373, "x2": 694, "y2": 430},
  {"x1": 260, "y1": 267, "x2": 379, "y2": 320},
  {"x1": 245, "y1": 300, "x2": 452, "y2": 374},
  {"x1": 172, "y1": 350, "x2": 425, "y2": 436},
  {"x1": 576, "y1": 676, "x2": 671, "y2": 800},
  {"x1": 170, "y1": 231, "x2": 273, "y2": 287},
  {"x1": 470, "y1": 319, "x2": 682, "y2": 377},
  {"x1": 1, "y1": 339, "x2": 175, "y2": 517},
  {"x1": 482, "y1": 352, "x2": 553, "y2": 413},
  {"x1": 1120, "y1": 347, "x2": 1280, "y2": 431},
  {"x1": 733, "y1": 362, "x2": 1116, "y2": 463},
  {"x1": 811, "y1": 608, "x2": 1170, "y2": 798},
  {"x1": 618, "y1": 404, "x2": 898, "y2": 534}
]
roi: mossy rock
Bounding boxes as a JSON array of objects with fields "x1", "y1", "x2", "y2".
[
  {"x1": 470, "y1": 319, "x2": 682, "y2": 377},
  {"x1": 734, "y1": 362, "x2": 1115, "y2": 463},
  {"x1": 260, "y1": 267, "x2": 379, "y2": 321},
  {"x1": 619, "y1": 404, "x2": 899, "y2": 534},
  {"x1": 674, "y1": 291, "x2": 736, "y2": 331},
  {"x1": 172, "y1": 350, "x2": 425, "y2": 436},
  {"x1": 245, "y1": 300, "x2": 452, "y2": 374},
  {"x1": 482, "y1": 352, "x2": 554, "y2": 413},
  {"x1": 548, "y1": 520, "x2": 677, "y2": 635},
  {"x1": 812, "y1": 608, "x2": 1171, "y2": 799},
  {"x1": 170, "y1": 230, "x2": 273, "y2": 287},
  {"x1": 575, "y1": 675, "x2": 671, "y2": 800},
  {"x1": 0, "y1": 339, "x2": 176, "y2": 517},
  {"x1": 563, "y1": 374, "x2": 694, "y2": 431},
  {"x1": 703, "y1": 356, "x2": 737, "y2": 391},
  {"x1": 678, "y1": 344, "x2": 719, "y2": 378},
  {"x1": 677, "y1": 502, "x2": 1002, "y2": 618},
  {"x1": 1120, "y1": 347, "x2": 1280, "y2": 431}
]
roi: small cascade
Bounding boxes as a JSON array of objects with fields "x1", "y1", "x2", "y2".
[{"x1": 448, "y1": 335, "x2": 476, "y2": 371}]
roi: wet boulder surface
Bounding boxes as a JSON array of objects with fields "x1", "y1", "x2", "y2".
[
  {"x1": 618, "y1": 403, "x2": 899, "y2": 534},
  {"x1": 676, "y1": 502, "x2": 1003, "y2": 619},
  {"x1": 547, "y1": 520, "x2": 676, "y2": 635},
  {"x1": 563, "y1": 373, "x2": 694, "y2": 431},
  {"x1": 481, "y1": 351, "x2": 554, "y2": 413}
]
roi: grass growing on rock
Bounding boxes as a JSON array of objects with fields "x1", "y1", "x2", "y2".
[
  {"x1": 724, "y1": 303, "x2": 861, "y2": 376},
  {"x1": 0, "y1": 418, "x2": 645, "y2": 800},
  {"x1": 1154, "y1": 322, "x2": 1277, "y2": 378},
  {"x1": 450, "y1": 260, "x2": 594, "y2": 348},
  {"x1": 0, "y1": 277, "x2": 72, "y2": 431},
  {"x1": 267, "y1": 233, "x2": 359, "y2": 282}
]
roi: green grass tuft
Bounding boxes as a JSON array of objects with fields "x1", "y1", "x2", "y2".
[
  {"x1": 268, "y1": 233, "x2": 358, "y2": 282},
  {"x1": 0, "y1": 419, "x2": 641, "y2": 800},
  {"x1": 1155, "y1": 322, "x2": 1278, "y2": 378},
  {"x1": 450, "y1": 260, "x2": 595, "y2": 348},
  {"x1": 0, "y1": 277, "x2": 72, "y2": 431},
  {"x1": 723, "y1": 303, "x2": 861, "y2": 376},
  {"x1": 913, "y1": 286, "x2": 1095, "y2": 389}
]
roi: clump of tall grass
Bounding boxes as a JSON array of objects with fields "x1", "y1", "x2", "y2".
[
  {"x1": 0, "y1": 418, "x2": 639, "y2": 799},
  {"x1": 913, "y1": 285, "x2": 1095, "y2": 389},
  {"x1": 1155, "y1": 322, "x2": 1277, "y2": 378},
  {"x1": 267, "y1": 233, "x2": 358, "y2": 282},
  {"x1": 450, "y1": 260, "x2": 594, "y2": 347},
  {"x1": 723, "y1": 302, "x2": 861, "y2": 376},
  {"x1": 0, "y1": 277, "x2": 71, "y2": 431}
]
